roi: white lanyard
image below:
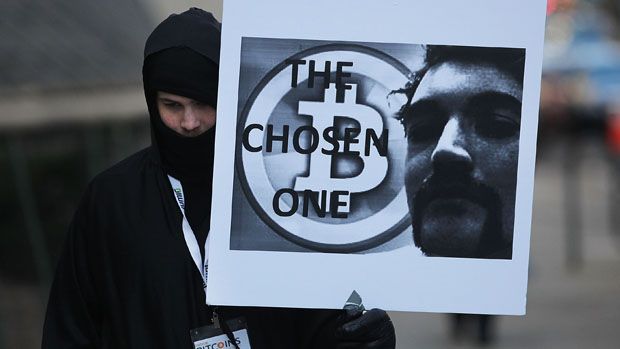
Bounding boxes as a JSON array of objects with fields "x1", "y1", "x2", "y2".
[{"x1": 168, "y1": 175, "x2": 210, "y2": 303}]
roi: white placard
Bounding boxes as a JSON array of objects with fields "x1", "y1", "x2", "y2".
[{"x1": 207, "y1": 0, "x2": 546, "y2": 315}]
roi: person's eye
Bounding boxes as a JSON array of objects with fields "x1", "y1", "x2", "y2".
[
  {"x1": 476, "y1": 113, "x2": 519, "y2": 139},
  {"x1": 163, "y1": 101, "x2": 182, "y2": 108},
  {"x1": 404, "y1": 117, "x2": 446, "y2": 144}
]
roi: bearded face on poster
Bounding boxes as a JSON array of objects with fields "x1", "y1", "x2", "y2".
[{"x1": 394, "y1": 45, "x2": 524, "y2": 259}]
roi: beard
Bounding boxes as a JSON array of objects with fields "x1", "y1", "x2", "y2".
[{"x1": 411, "y1": 172, "x2": 511, "y2": 259}]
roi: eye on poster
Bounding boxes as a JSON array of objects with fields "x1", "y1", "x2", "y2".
[{"x1": 207, "y1": 0, "x2": 546, "y2": 315}]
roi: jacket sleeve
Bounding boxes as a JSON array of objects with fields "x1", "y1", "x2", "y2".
[
  {"x1": 42, "y1": 184, "x2": 101, "y2": 349},
  {"x1": 296, "y1": 308, "x2": 341, "y2": 348}
]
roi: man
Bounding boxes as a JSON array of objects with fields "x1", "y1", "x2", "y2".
[
  {"x1": 42, "y1": 8, "x2": 395, "y2": 349},
  {"x1": 395, "y1": 45, "x2": 525, "y2": 259}
]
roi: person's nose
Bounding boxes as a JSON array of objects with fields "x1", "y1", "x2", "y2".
[
  {"x1": 180, "y1": 107, "x2": 200, "y2": 132},
  {"x1": 430, "y1": 117, "x2": 473, "y2": 174}
]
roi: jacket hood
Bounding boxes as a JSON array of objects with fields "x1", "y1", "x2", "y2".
[
  {"x1": 141, "y1": 8, "x2": 221, "y2": 177},
  {"x1": 144, "y1": 7, "x2": 220, "y2": 65}
]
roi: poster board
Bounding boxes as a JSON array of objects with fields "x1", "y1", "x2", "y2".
[{"x1": 207, "y1": 0, "x2": 546, "y2": 315}]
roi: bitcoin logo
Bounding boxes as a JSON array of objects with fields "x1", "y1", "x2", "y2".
[
  {"x1": 294, "y1": 83, "x2": 388, "y2": 214},
  {"x1": 236, "y1": 44, "x2": 412, "y2": 252}
]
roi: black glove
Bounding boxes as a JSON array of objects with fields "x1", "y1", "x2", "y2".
[{"x1": 335, "y1": 307, "x2": 396, "y2": 349}]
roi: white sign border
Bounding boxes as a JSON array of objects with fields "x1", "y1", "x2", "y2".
[{"x1": 207, "y1": 0, "x2": 546, "y2": 315}]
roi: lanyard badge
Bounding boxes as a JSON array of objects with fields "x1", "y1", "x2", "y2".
[
  {"x1": 168, "y1": 176, "x2": 251, "y2": 347},
  {"x1": 191, "y1": 316, "x2": 251, "y2": 349},
  {"x1": 168, "y1": 175, "x2": 211, "y2": 302}
]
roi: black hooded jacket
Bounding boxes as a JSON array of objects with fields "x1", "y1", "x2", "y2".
[{"x1": 42, "y1": 8, "x2": 339, "y2": 349}]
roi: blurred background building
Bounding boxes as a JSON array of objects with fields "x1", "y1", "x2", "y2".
[{"x1": 0, "y1": 0, "x2": 618, "y2": 348}]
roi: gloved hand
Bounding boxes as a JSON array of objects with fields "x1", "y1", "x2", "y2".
[{"x1": 335, "y1": 307, "x2": 396, "y2": 349}]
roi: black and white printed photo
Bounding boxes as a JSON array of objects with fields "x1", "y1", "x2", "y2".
[
  {"x1": 396, "y1": 45, "x2": 524, "y2": 259},
  {"x1": 230, "y1": 38, "x2": 525, "y2": 259}
]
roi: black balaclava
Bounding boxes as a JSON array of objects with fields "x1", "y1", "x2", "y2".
[
  {"x1": 144, "y1": 47, "x2": 218, "y2": 182},
  {"x1": 142, "y1": 8, "x2": 221, "y2": 241}
]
